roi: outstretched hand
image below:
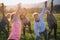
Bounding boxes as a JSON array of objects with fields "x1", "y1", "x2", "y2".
[
  {"x1": 17, "y1": 3, "x2": 21, "y2": 10},
  {"x1": 45, "y1": 1, "x2": 47, "y2": 7},
  {"x1": 15, "y1": 3, "x2": 21, "y2": 15}
]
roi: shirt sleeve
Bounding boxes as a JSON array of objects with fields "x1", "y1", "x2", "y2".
[
  {"x1": 34, "y1": 23, "x2": 40, "y2": 37},
  {"x1": 40, "y1": 6, "x2": 47, "y2": 21}
]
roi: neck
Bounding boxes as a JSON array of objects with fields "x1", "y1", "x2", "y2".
[{"x1": 35, "y1": 20, "x2": 40, "y2": 22}]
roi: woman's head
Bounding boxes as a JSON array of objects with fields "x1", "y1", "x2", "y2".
[
  {"x1": 20, "y1": 14, "x2": 25, "y2": 20},
  {"x1": 33, "y1": 12, "x2": 40, "y2": 22},
  {"x1": 5, "y1": 13, "x2": 10, "y2": 18},
  {"x1": 11, "y1": 14, "x2": 19, "y2": 22},
  {"x1": 5, "y1": 13, "x2": 11, "y2": 21}
]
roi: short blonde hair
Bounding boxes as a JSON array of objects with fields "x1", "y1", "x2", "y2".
[{"x1": 32, "y1": 12, "x2": 39, "y2": 17}]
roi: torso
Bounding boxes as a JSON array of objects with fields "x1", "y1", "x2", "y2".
[
  {"x1": 21, "y1": 17, "x2": 30, "y2": 26},
  {"x1": 0, "y1": 17, "x2": 9, "y2": 26},
  {"x1": 35, "y1": 20, "x2": 46, "y2": 32}
]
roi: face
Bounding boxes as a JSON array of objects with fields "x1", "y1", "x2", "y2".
[
  {"x1": 20, "y1": 15, "x2": 25, "y2": 20},
  {"x1": 6, "y1": 14, "x2": 10, "y2": 19},
  {"x1": 34, "y1": 14, "x2": 40, "y2": 22},
  {"x1": 6, "y1": 14, "x2": 11, "y2": 21}
]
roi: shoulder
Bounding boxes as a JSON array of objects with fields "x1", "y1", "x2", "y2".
[{"x1": 34, "y1": 21, "x2": 37, "y2": 25}]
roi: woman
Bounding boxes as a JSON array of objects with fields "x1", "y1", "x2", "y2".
[
  {"x1": 8, "y1": 4, "x2": 22, "y2": 40},
  {"x1": 32, "y1": 1, "x2": 48, "y2": 40},
  {"x1": 20, "y1": 14, "x2": 32, "y2": 37}
]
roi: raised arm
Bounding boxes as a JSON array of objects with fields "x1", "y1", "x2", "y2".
[
  {"x1": 12, "y1": 3, "x2": 21, "y2": 22},
  {"x1": 15, "y1": 3, "x2": 21, "y2": 15},
  {"x1": 40, "y1": 1, "x2": 47, "y2": 20},
  {"x1": 1, "y1": 3, "x2": 5, "y2": 17}
]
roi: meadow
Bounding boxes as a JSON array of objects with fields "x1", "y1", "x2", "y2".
[{"x1": 0, "y1": 13, "x2": 60, "y2": 40}]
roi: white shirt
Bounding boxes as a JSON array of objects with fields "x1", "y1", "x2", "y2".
[{"x1": 34, "y1": 6, "x2": 47, "y2": 36}]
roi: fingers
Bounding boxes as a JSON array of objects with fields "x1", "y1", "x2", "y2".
[
  {"x1": 17, "y1": 3, "x2": 21, "y2": 9},
  {"x1": 45, "y1": 1, "x2": 47, "y2": 7},
  {"x1": 45, "y1": 1, "x2": 47, "y2": 4}
]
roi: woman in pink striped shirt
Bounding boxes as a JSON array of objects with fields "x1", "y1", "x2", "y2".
[{"x1": 8, "y1": 4, "x2": 22, "y2": 40}]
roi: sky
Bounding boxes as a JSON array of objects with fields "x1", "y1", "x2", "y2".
[
  {"x1": 0, "y1": 0, "x2": 47, "y2": 6},
  {"x1": 0, "y1": 0, "x2": 60, "y2": 6}
]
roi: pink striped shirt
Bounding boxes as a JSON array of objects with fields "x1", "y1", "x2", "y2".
[{"x1": 8, "y1": 21, "x2": 21, "y2": 40}]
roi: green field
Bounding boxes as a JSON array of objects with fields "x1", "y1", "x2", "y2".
[{"x1": 0, "y1": 13, "x2": 60, "y2": 40}]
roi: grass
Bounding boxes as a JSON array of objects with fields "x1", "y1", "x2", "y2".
[{"x1": 0, "y1": 13, "x2": 60, "y2": 40}]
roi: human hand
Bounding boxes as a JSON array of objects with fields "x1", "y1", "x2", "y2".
[
  {"x1": 16, "y1": 3, "x2": 21, "y2": 14},
  {"x1": 18, "y1": 3, "x2": 21, "y2": 9},
  {"x1": 45, "y1": 1, "x2": 47, "y2": 7}
]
